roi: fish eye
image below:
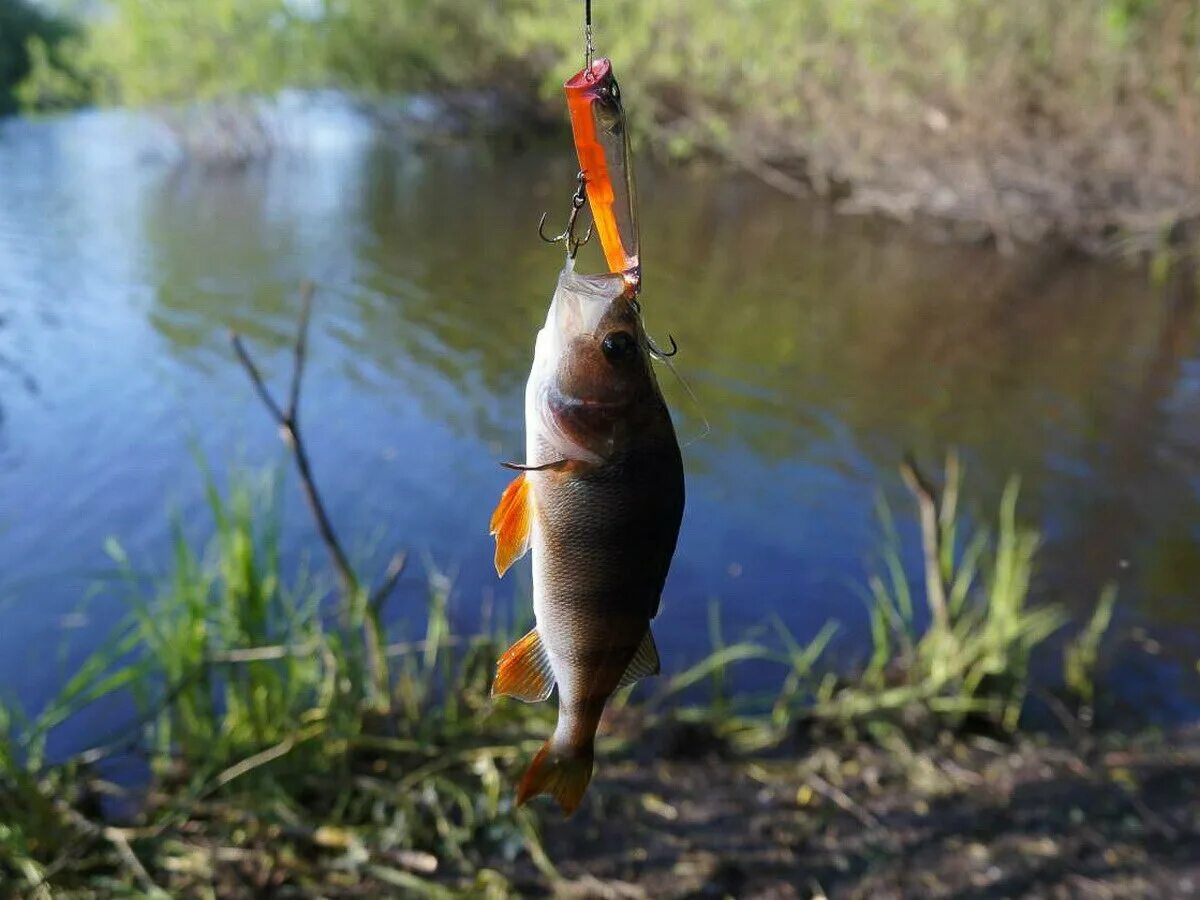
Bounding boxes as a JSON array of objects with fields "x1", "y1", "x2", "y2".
[{"x1": 601, "y1": 331, "x2": 638, "y2": 362}]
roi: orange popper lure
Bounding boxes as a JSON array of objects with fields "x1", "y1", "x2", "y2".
[{"x1": 564, "y1": 56, "x2": 639, "y2": 286}]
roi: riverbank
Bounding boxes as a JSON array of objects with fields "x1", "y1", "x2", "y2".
[
  {"x1": 1, "y1": 437, "x2": 1186, "y2": 897},
  {"x1": 522, "y1": 725, "x2": 1200, "y2": 899},
  {"x1": 7, "y1": 0, "x2": 1200, "y2": 257},
  {"x1": 7, "y1": 709, "x2": 1198, "y2": 896}
]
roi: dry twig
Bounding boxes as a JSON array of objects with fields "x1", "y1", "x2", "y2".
[
  {"x1": 804, "y1": 772, "x2": 882, "y2": 830},
  {"x1": 900, "y1": 455, "x2": 949, "y2": 632},
  {"x1": 230, "y1": 282, "x2": 406, "y2": 702}
]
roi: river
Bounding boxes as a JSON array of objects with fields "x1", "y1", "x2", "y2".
[{"x1": 1, "y1": 99, "x2": 1197, "y2": 753}]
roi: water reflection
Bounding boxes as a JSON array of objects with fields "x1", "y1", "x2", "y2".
[{"x1": 0, "y1": 106, "x2": 1198, "y2": 728}]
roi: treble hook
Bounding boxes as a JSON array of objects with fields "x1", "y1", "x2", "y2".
[
  {"x1": 647, "y1": 333, "x2": 679, "y2": 359},
  {"x1": 538, "y1": 171, "x2": 594, "y2": 259}
]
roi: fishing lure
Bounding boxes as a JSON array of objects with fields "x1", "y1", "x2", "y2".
[
  {"x1": 539, "y1": 0, "x2": 640, "y2": 286},
  {"x1": 564, "y1": 57, "x2": 639, "y2": 285}
]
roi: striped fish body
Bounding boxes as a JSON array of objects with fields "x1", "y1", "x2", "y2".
[
  {"x1": 489, "y1": 262, "x2": 684, "y2": 815},
  {"x1": 532, "y1": 424, "x2": 683, "y2": 751}
]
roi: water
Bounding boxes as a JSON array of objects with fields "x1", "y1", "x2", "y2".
[{"x1": 1, "y1": 103, "x2": 1198, "y2": 747}]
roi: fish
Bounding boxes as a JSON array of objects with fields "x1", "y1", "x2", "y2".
[
  {"x1": 489, "y1": 260, "x2": 684, "y2": 815},
  {"x1": 565, "y1": 58, "x2": 639, "y2": 284}
]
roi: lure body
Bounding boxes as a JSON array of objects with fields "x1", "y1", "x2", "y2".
[{"x1": 565, "y1": 58, "x2": 639, "y2": 285}]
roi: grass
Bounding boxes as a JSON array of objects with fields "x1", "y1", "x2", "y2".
[
  {"x1": 824, "y1": 461, "x2": 1066, "y2": 733},
  {"x1": 0, "y1": 467, "x2": 554, "y2": 895},
  {"x1": 0, "y1": 456, "x2": 1117, "y2": 894},
  {"x1": 660, "y1": 455, "x2": 1081, "y2": 754},
  {"x1": 1064, "y1": 583, "x2": 1119, "y2": 720}
]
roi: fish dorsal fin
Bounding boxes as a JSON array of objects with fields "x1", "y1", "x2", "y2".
[
  {"x1": 489, "y1": 473, "x2": 534, "y2": 577},
  {"x1": 618, "y1": 629, "x2": 661, "y2": 688},
  {"x1": 493, "y1": 628, "x2": 555, "y2": 702}
]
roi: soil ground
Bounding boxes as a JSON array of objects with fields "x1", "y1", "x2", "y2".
[{"x1": 505, "y1": 726, "x2": 1200, "y2": 899}]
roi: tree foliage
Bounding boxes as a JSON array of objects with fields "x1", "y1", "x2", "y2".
[
  {"x1": 10, "y1": 0, "x2": 1197, "y2": 119},
  {"x1": 0, "y1": 0, "x2": 82, "y2": 113},
  {"x1": 27, "y1": 0, "x2": 528, "y2": 108},
  {"x1": 75, "y1": 0, "x2": 324, "y2": 105}
]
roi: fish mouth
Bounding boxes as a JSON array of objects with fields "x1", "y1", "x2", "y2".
[{"x1": 553, "y1": 394, "x2": 626, "y2": 411}]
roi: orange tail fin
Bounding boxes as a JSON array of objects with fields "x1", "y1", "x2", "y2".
[{"x1": 516, "y1": 740, "x2": 594, "y2": 817}]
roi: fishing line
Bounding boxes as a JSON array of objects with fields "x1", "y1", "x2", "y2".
[
  {"x1": 576, "y1": 1, "x2": 704, "y2": 442},
  {"x1": 642, "y1": 327, "x2": 711, "y2": 449},
  {"x1": 584, "y1": 0, "x2": 595, "y2": 72},
  {"x1": 661, "y1": 355, "x2": 712, "y2": 450}
]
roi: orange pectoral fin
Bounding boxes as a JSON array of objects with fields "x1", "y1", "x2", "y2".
[{"x1": 489, "y1": 473, "x2": 533, "y2": 577}]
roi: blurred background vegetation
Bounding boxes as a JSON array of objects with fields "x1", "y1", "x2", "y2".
[
  {"x1": 5, "y1": 0, "x2": 1197, "y2": 248},
  {"x1": 0, "y1": 0, "x2": 81, "y2": 113},
  {"x1": 6, "y1": 0, "x2": 1196, "y2": 136}
]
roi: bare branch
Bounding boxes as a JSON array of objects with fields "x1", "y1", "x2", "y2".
[
  {"x1": 230, "y1": 333, "x2": 286, "y2": 425},
  {"x1": 287, "y1": 282, "x2": 315, "y2": 421},
  {"x1": 900, "y1": 454, "x2": 949, "y2": 631},
  {"x1": 215, "y1": 733, "x2": 299, "y2": 788},
  {"x1": 103, "y1": 827, "x2": 167, "y2": 897},
  {"x1": 230, "y1": 284, "x2": 398, "y2": 704},
  {"x1": 208, "y1": 642, "x2": 317, "y2": 664},
  {"x1": 384, "y1": 635, "x2": 468, "y2": 657},
  {"x1": 289, "y1": 425, "x2": 358, "y2": 598},
  {"x1": 230, "y1": 289, "x2": 358, "y2": 599},
  {"x1": 369, "y1": 550, "x2": 408, "y2": 618},
  {"x1": 51, "y1": 797, "x2": 168, "y2": 897},
  {"x1": 804, "y1": 772, "x2": 881, "y2": 830},
  {"x1": 940, "y1": 448, "x2": 961, "y2": 531}
]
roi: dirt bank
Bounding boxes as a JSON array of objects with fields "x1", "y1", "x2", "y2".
[{"x1": 506, "y1": 726, "x2": 1200, "y2": 899}]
